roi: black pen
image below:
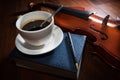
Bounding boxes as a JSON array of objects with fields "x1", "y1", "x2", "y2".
[{"x1": 66, "y1": 32, "x2": 79, "y2": 70}]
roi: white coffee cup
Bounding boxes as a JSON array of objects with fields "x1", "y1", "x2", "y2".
[{"x1": 16, "y1": 11, "x2": 54, "y2": 46}]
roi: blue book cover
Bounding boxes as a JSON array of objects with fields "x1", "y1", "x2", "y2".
[{"x1": 10, "y1": 32, "x2": 86, "y2": 79}]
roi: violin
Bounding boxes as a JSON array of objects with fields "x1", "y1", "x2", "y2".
[
  {"x1": 26, "y1": 2, "x2": 120, "y2": 70},
  {"x1": 54, "y1": 13, "x2": 120, "y2": 70}
]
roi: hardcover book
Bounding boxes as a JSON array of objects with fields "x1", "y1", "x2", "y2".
[{"x1": 10, "y1": 32, "x2": 86, "y2": 79}]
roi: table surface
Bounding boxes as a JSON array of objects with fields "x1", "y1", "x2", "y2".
[{"x1": 1, "y1": 0, "x2": 120, "y2": 80}]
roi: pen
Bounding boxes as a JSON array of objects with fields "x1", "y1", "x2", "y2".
[{"x1": 66, "y1": 32, "x2": 79, "y2": 70}]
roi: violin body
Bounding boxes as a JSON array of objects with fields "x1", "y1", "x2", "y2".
[
  {"x1": 29, "y1": 2, "x2": 120, "y2": 70},
  {"x1": 55, "y1": 13, "x2": 120, "y2": 69}
]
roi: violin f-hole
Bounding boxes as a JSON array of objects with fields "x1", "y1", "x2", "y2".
[{"x1": 90, "y1": 24, "x2": 108, "y2": 40}]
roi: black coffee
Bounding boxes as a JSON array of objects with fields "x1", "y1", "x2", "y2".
[{"x1": 22, "y1": 20, "x2": 50, "y2": 31}]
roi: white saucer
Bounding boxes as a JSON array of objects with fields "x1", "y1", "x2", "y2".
[{"x1": 15, "y1": 25, "x2": 64, "y2": 55}]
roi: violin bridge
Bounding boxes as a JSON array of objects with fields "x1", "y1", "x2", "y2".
[
  {"x1": 100, "y1": 15, "x2": 110, "y2": 40},
  {"x1": 101, "y1": 15, "x2": 110, "y2": 32}
]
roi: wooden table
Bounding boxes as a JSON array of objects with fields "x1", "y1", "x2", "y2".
[{"x1": 1, "y1": 0, "x2": 120, "y2": 80}]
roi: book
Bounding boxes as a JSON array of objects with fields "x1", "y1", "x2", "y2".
[{"x1": 10, "y1": 32, "x2": 86, "y2": 79}]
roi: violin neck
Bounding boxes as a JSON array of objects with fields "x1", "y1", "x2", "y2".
[{"x1": 31, "y1": 3, "x2": 93, "y2": 20}]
